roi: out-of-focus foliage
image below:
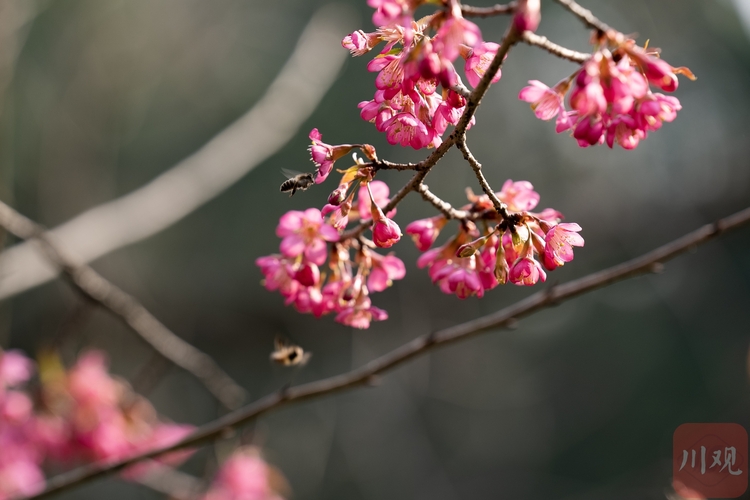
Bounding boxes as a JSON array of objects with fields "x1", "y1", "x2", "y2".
[{"x1": 1, "y1": 0, "x2": 749, "y2": 498}]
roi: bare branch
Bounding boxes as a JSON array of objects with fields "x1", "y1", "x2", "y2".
[
  {"x1": 31, "y1": 206, "x2": 750, "y2": 499},
  {"x1": 553, "y1": 0, "x2": 612, "y2": 33},
  {"x1": 0, "y1": 5, "x2": 355, "y2": 301},
  {"x1": 461, "y1": 2, "x2": 516, "y2": 18},
  {"x1": 0, "y1": 200, "x2": 247, "y2": 410},
  {"x1": 415, "y1": 184, "x2": 470, "y2": 219},
  {"x1": 456, "y1": 138, "x2": 512, "y2": 220},
  {"x1": 521, "y1": 32, "x2": 590, "y2": 63}
]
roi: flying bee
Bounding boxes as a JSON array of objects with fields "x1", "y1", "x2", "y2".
[
  {"x1": 280, "y1": 169, "x2": 315, "y2": 197},
  {"x1": 270, "y1": 336, "x2": 311, "y2": 367}
]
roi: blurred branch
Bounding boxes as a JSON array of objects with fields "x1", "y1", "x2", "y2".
[
  {"x1": 31, "y1": 205, "x2": 750, "y2": 499},
  {"x1": 0, "y1": 199, "x2": 247, "y2": 410},
  {"x1": 0, "y1": 4, "x2": 354, "y2": 301},
  {"x1": 461, "y1": 2, "x2": 516, "y2": 17},
  {"x1": 554, "y1": 0, "x2": 612, "y2": 33},
  {"x1": 521, "y1": 32, "x2": 590, "y2": 63}
]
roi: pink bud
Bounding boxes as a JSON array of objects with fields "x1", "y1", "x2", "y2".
[
  {"x1": 513, "y1": 0, "x2": 541, "y2": 33},
  {"x1": 294, "y1": 262, "x2": 320, "y2": 287}
]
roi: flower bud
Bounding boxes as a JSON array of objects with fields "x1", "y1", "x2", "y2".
[
  {"x1": 328, "y1": 185, "x2": 347, "y2": 206},
  {"x1": 294, "y1": 262, "x2": 320, "y2": 287},
  {"x1": 513, "y1": 0, "x2": 541, "y2": 33}
]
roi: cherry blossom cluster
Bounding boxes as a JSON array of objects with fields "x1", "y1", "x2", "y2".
[
  {"x1": 519, "y1": 37, "x2": 695, "y2": 149},
  {"x1": 258, "y1": 131, "x2": 583, "y2": 328},
  {"x1": 343, "y1": 0, "x2": 500, "y2": 151},
  {"x1": 410, "y1": 180, "x2": 583, "y2": 295},
  {"x1": 202, "y1": 447, "x2": 288, "y2": 500},
  {"x1": 256, "y1": 0, "x2": 695, "y2": 328},
  {"x1": 257, "y1": 162, "x2": 406, "y2": 329},
  {"x1": 0, "y1": 348, "x2": 194, "y2": 499}
]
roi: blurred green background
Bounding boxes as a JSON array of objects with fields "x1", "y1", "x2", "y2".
[{"x1": 1, "y1": 0, "x2": 749, "y2": 498}]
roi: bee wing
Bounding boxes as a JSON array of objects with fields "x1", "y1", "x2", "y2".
[
  {"x1": 281, "y1": 168, "x2": 304, "y2": 179},
  {"x1": 274, "y1": 335, "x2": 289, "y2": 350}
]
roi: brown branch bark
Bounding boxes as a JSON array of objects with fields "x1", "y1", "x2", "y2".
[
  {"x1": 553, "y1": 0, "x2": 611, "y2": 33},
  {"x1": 456, "y1": 138, "x2": 512, "y2": 220},
  {"x1": 0, "y1": 200, "x2": 247, "y2": 410},
  {"x1": 30, "y1": 205, "x2": 750, "y2": 500},
  {"x1": 415, "y1": 183, "x2": 470, "y2": 219},
  {"x1": 521, "y1": 32, "x2": 590, "y2": 63}
]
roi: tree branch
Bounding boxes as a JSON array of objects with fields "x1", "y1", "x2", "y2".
[
  {"x1": 31, "y1": 205, "x2": 750, "y2": 500},
  {"x1": 0, "y1": 200, "x2": 247, "y2": 410},
  {"x1": 461, "y1": 2, "x2": 516, "y2": 18},
  {"x1": 553, "y1": 0, "x2": 612, "y2": 33},
  {"x1": 415, "y1": 183, "x2": 470, "y2": 219},
  {"x1": 456, "y1": 138, "x2": 511, "y2": 220},
  {"x1": 521, "y1": 32, "x2": 590, "y2": 63},
  {"x1": 0, "y1": 5, "x2": 354, "y2": 302}
]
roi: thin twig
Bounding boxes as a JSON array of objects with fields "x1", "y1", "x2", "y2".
[
  {"x1": 0, "y1": 200, "x2": 247, "y2": 410},
  {"x1": 521, "y1": 32, "x2": 590, "y2": 63},
  {"x1": 461, "y1": 2, "x2": 516, "y2": 18},
  {"x1": 371, "y1": 159, "x2": 422, "y2": 172},
  {"x1": 30, "y1": 205, "x2": 750, "y2": 500},
  {"x1": 415, "y1": 183, "x2": 469, "y2": 219},
  {"x1": 553, "y1": 0, "x2": 611, "y2": 33},
  {"x1": 456, "y1": 138, "x2": 511, "y2": 220},
  {"x1": 0, "y1": 6, "x2": 354, "y2": 302}
]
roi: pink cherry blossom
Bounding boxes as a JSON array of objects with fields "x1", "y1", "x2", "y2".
[
  {"x1": 342, "y1": 30, "x2": 381, "y2": 56},
  {"x1": 518, "y1": 79, "x2": 569, "y2": 121},
  {"x1": 276, "y1": 209, "x2": 339, "y2": 266},
  {"x1": 202, "y1": 447, "x2": 285, "y2": 500},
  {"x1": 543, "y1": 223, "x2": 584, "y2": 270},
  {"x1": 367, "y1": 253, "x2": 406, "y2": 292},
  {"x1": 509, "y1": 256, "x2": 546, "y2": 286},
  {"x1": 464, "y1": 42, "x2": 502, "y2": 88},
  {"x1": 497, "y1": 179, "x2": 540, "y2": 212},
  {"x1": 371, "y1": 208, "x2": 402, "y2": 249},
  {"x1": 308, "y1": 129, "x2": 354, "y2": 184},
  {"x1": 405, "y1": 215, "x2": 447, "y2": 251},
  {"x1": 335, "y1": 295, "x2": 388, "y2": 329}
]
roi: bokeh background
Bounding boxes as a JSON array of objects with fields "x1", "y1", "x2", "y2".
[{"x1": 1, "y1": 0, "x2": 750, "y2": 498}]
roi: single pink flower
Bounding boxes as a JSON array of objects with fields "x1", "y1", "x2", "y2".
[
  {"x1": 497, "y1": 179, "x2": 540, "y2": 212},
  {"x1": 509, "y1": 256, "x2": 546, "y2": 286},
  {"x1": 543, "y1": 223, "x2": 584, "y2": 270},
  {"x1": 202, "y1": 448, "x2": 284, "y2": 500},
  {"x1": 518, "y1": 79, "x2": 569, "y2": 121},
  {"x1": 464, "y1": 42, "x2": 502, "y2": 88},
  {"x1": 434, "y1": 15, "x2": 482, "y2": 63},
  {"x1": 367, "y1": 253, "x2": 406, "y2": 292},
  {"x1": 342, "y1": 30, "x2": 381, "y2": 56},
  {"x1": 308, "y1": 129, "x2": 355, "y2": 184},
  {"x1": 335, "y1": 295, "x2": 388, "y2": 329},
  {"x1": 276, "y1": 208, "x2": 339, "y2": 265},
  {"x1": 405, "y1": 215, "x2": 447, "y2": 251}
]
